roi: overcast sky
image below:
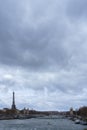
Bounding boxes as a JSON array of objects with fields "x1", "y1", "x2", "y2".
[{"x1": 0, "y1": 0, "x2": 87, "y2": 111}]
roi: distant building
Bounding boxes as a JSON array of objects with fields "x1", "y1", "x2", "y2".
[
  {"x1": 11, "y1": 92, "x2": 16, "y2": 110},
  {"x1": 3, "y1": 108, "x2": 10, "y2": 112},
  {"x1": 70, "y1": 107, "x2": 73, "y2": 116},
  {"x1": 22, "y1": 108, "x2": 29, "y2": 115}
]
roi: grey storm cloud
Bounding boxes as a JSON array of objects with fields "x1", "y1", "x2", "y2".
[
  {"x1": 0, "y1": 0, "x2": 69, "y2": 71},
  {"x1": 67, "y1": 0, "x2": 87, "y2": 20},
  {"x1": 0, "y1": 0, "x2": 87, "y2": 110}
]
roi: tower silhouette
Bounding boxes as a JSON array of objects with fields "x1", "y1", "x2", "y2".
[{"x1": 11, "y1": 92, "x2": 16, "y2": 110}]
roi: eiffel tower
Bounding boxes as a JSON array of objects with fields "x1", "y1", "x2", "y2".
[{"x1": 11, "y1": 92, "x2": 16, "y2": 110}]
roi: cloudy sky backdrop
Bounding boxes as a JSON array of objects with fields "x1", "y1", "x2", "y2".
[{"x1": 0, "y1": 0, "x2": 87, "y2": 111}]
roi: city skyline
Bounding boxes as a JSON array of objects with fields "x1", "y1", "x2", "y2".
[{"x1": 0, "y1": 0, "x2": 87, "y2": 111}]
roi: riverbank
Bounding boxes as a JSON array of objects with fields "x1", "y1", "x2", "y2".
[{"x1": 66, "y1": 115, "x2": 87, "y2": 126}]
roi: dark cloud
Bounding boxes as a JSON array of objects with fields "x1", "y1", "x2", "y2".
[
  {"x1": 0, "y1": 0, "x2": 69, "y2": 71},
  {"x1": 67, "y1": 0, "x2": 87, "y2": 20}
]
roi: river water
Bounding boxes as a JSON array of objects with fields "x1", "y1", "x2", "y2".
[{"x1": 0, "y1": 118, "x2": 87, "y2": 130}]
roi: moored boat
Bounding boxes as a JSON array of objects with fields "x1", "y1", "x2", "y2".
[
  {"x1": 75, "y1": 119, "x2": 80, "y2": 124},
  {"x1": 80, "y1": 121, "x2": 87, "y2": 125}
]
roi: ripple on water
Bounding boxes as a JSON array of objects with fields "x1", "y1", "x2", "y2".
[{"x1": 0, "y1": 118, "x2": 86, "y2": 130}]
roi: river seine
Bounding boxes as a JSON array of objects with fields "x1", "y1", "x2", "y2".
[{"x1": 0, "y1": 118, "x2": 87, "y2": 130}]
